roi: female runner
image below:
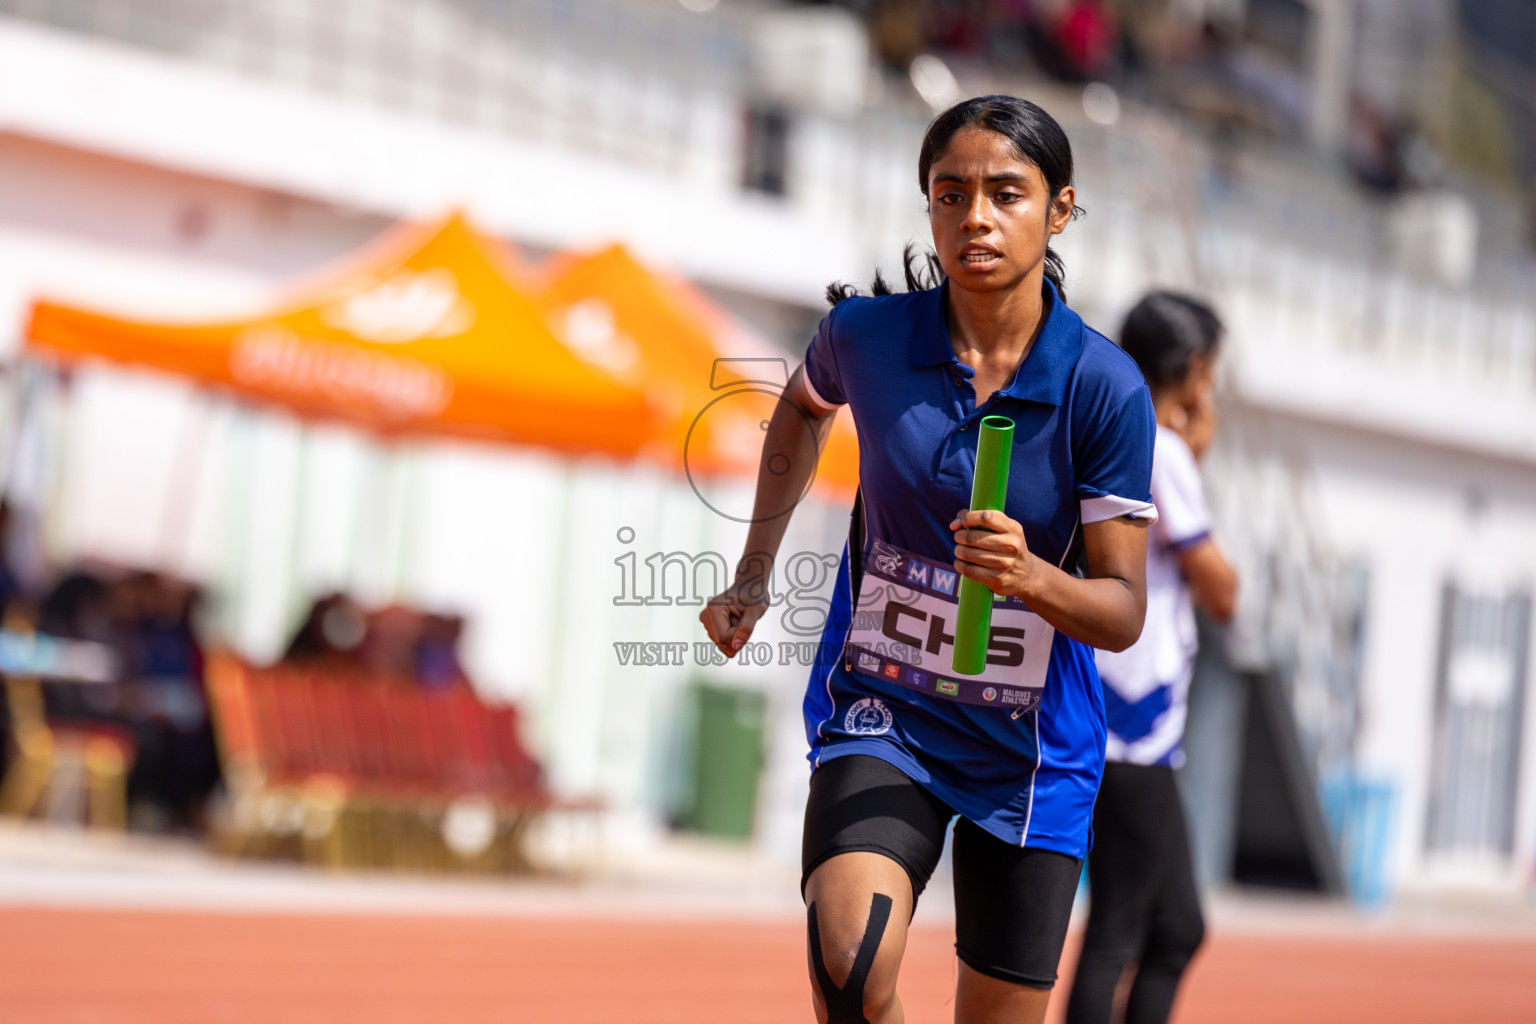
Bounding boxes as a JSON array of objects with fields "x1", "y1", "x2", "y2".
[
  {"x1": 1065, "y1": 293, "x2": 1238, "y2": 1024},
  {"x1": 702, "y1": 95, "x2": 1157, "y2": 1024}
]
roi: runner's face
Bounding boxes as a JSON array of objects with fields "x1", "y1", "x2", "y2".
[{"x1": 926, "y1": 128, "x2": 1073, "y2": 295}]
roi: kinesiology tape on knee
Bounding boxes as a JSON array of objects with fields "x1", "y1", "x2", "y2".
[{"x1": 808, "y1": 893, "x2": 894, "y2": 1024}]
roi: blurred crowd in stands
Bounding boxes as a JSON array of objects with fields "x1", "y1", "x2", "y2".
[
  {"x1": 29, "y1": 565, "x2": 217, "y2": 831},
  {"x1": 0, "y1": 508, "x2": 479, "y2": 835},
  {"x1": 814, "y1": 0, "x2": 1446, "y2": 198},
  {"x1": 285, "y1": 594, "x2": 472, "y2": 693},
  {"x1": 856, "y1": 0, "x2": 1128, "y2": 84}
]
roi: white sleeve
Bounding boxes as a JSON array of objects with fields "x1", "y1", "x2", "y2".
[
  {"x1": 800, "y1": 367, "x2": 842, "y2": 413},
  {"x1": 1151, "y1": 427, "x2": 1211, "y2": 550},
  {"x1": 1080, "y1": 494, "x2": 1158, "y2": 525}
]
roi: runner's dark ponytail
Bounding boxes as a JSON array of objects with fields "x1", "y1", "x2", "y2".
[{"x1": 825, "y1": 244, "x2": 944, "y2": 307}]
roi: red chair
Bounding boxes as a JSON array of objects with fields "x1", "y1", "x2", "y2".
[
  {"x1": 244, "y1": 671, "x2": 292, "y2": 783},
  {"x1": 422, "y1": 687, "x2": 496, "y2": 794},
  {"x1": 343, "y1": 682, "x2": 394, "y2": 785},
  {"x1": 269, "y1": 670, "x2": 323, "y2": 779},
  {"x1": 205, "y1": 655, "x2": 259, "y2": 768},
  {"x1": 376, "y1": 686, "x2": 437, "y2": 791},
  {"x1": 484, "y1": 703, "x2": 545, "y2": 805},
  {"x1": 454, "y1": 690, "x2": 497, "y2": 793},
  {"x1": 309, "y1": 677, "x2": 363, "y2": 782},
  {"x1": 204, "y1": 656, "x2": 565, "y2": 873}
]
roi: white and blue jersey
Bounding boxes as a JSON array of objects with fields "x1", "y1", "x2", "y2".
[
  {"x1": 1095, "y1": 426, "x2": 1210, "y2": 768},
  {"x1": 800, "y1": 279, "x2": 1157, "y2": 858}
]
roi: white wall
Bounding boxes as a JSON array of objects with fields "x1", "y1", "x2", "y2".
[{"x1": 1209, "y1": 411, "x2": 1536, "y2": 890}]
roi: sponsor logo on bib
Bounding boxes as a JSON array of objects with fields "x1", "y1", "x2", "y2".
[
  {"x1": 871, "y1": 541, "x2": 904, "y2": 577},
  {"x1": 982, "y1": 687, "x2": 998, "y2": 701}
]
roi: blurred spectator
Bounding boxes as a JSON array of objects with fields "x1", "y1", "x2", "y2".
[
  {"x1": 1056, "y1": 0, "x2": 1119, "y2": 81},
  {"x1": 282, "y1": 594, "x2": 475, "y2": 692},
  {"x1": 0, "y1": 502, "x2": 23, "y2": 618},
  {"x1": 415, "y1": 613, "x2": 470, "y2": 692},
  {"x1": 1144, "y1": 16, "x2": 1306, "y2": 140},
  {"x1": 121, "y1": 575, "x2": 218, "y2": 831},
  {"x1": 1207, "y1": 19, "x2": 1309, "y2": 137},
  {"x1": 36, "y1": 568, "x2": 116, "y2": 726},
  {"x1": 983, "y1": 0, "x2": 1036, "y2": 66},
  {"x1": 0, "y1": 501, "x2": 21, "y2": 780},
  {"x1": 925, "y1": 0, "x2": 987, "y2": 57},
  {"x1": 360, "y1": 604, "x2": 426, "y2": 684},
  {"x1": 284, "y1": 591, "x2": 367, "y2": 672},
  {"x1": 37, "y1": 568, "x2": 113, "y2": 644},
  {"x1": 27, "y1": 567, "x2": 219, "y2": 831},
  {"x1": 1017, "y1": 0, "x2": 1124, "y2": 85},
  {"x1": 1347, "y1": 95, "x2": 1407, "y2": 195},
  {"x1": 870, "y1": 0, "x2": 930, "y2": 71}
]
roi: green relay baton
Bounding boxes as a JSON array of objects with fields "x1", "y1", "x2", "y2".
[{"x1": 952, "y1": 415, "x2": 1014, "y2": 676}]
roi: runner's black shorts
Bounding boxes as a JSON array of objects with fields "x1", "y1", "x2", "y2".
[{"x1": 801, "y1": 753, "x2": 1083, "y2": 989}]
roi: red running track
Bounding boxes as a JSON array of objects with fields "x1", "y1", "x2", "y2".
[{"x1": 1, "y1": 908, "x2": 1533, "y2": 1023}]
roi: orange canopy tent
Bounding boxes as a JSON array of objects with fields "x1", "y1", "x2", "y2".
[
  {"x1": 535, "y1": 244, "x2": 859, "y2": 496},
  {"x1": 25, "y1": 214, "x2": 657, "y2": 459}
]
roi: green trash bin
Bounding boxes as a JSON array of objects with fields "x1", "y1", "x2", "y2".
[{"x1": 680, "y1": 682, "x2": 767, "y2": 840}]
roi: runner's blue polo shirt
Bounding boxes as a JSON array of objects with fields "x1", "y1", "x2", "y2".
[{"x1": 799, "y1": 278, "x2": 1156, "y2": 856}]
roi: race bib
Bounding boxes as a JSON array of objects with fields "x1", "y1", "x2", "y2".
[{"x1": 844, "y1": 537, "x2": 1054, "y2": 712}]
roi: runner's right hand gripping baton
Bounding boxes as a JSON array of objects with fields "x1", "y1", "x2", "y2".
[{"x1": 952, "y1": 415, "x2": 1014, "y2": 676}]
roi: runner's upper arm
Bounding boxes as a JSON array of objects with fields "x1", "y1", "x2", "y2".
[
  {"x1": 1081, "y1": 515, "x2": 1151, "y2": 651},
  {"x1": 1176, "y1": 538, "x2": 1238, "y2": 622}
]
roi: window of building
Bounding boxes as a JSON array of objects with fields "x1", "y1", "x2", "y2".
[{"x1": 1424, "y1": 584, "x2": 1532, "y2": 861}]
